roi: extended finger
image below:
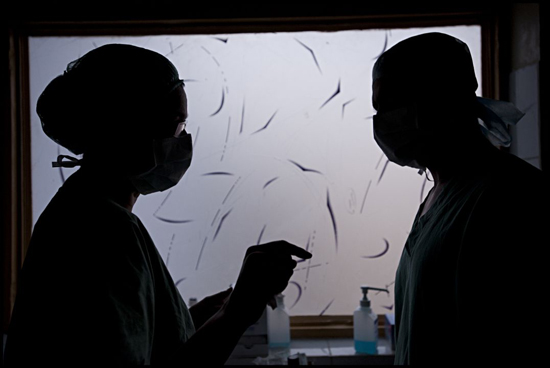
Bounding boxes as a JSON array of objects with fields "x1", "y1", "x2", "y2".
[
  {"x1": 250, "y1": 252, "x2": 297, "y2": 270},
  {"x1": 253, "y1": 240, "x2": 312, "y2": 260}
]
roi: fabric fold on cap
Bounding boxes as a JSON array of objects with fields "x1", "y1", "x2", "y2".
[{"x1": 476, "y1": 97, "x2": 525, "y2": 147}]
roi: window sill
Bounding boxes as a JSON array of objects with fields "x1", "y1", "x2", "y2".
[{"x1": 227, "y1": 337, "x2": 395, "y2": 365}]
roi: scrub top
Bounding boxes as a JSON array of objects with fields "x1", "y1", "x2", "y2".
[
  {"x1": 5, "y1": 169, "x2": 195, "y2": 365},
  {"x1": 394, "y1": 150, "x2": 545, "y2": 365}
]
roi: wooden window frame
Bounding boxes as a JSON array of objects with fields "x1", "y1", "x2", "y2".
[{"x1": 2, "y1": 9, "x2": 500, "y2": 339}]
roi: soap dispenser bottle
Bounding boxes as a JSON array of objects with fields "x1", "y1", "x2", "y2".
[
  {"x1": 267, "y1": 294, "x2": 291, "y2": 349},
  {"x1": 354, "y1": 286, "x2": 389, "y2": 354}
]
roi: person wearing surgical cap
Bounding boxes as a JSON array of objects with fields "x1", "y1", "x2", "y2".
[
  {"x1": 372, "y1": 33, "x2": 545, "y2": 365},
  {"x1": 4, "y1": 44, "x2": 311, "y2": 366}
]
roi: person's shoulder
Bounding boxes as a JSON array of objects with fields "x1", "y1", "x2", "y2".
[
  {"x1": 472, "y1": 150, "x2": 545, "y2": 217},
  {"x1": 31, "y1": 173, "x2": 143, "y2": 252},
  {"x1": 499, "y1": 150, "x2": 542, "y2": 176},
  {"x1": 488, "y1": 150, "x2": 543, "y2": 190},
  {"x1": 52, "y1": 171, "x2": 140, "y2": 225}
]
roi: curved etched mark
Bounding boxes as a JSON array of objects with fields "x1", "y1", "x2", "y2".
[
  {"x1": 154, "y1": 190, "x2": 172, "y2": 216},
  {"x1": 153, "y1": 214, "x2": 193, "y2": 224},
  {"x1": 212, "y1": 56, "x2": 221, "y2": 68},
  {"x1": 193, "y1": 126, "x2": 200, "y2": 149},
  {"x1": 295, "y1": 38, "x2": 322, "y2": 74},
  {"x1": 296, "y1": 263, "x2": 322, "y2": 272},
  {"x1": 382, "y1": 305, "x2": 394, "y2": 311},
  {"x1": 373, "y1": 32, "x2": 389, "y2": 60},
  {"x1": 225, "y1": 117, "x2": 231, "y2": 143},
  {"x1": 326, "y1": 190, "x2": 338, "y2": 252},
  {"x1": 263, "y1": 177, "x2": 279, "y2": 190},
  {"x1": 297, "y1": 235, "x2": 311, "y2": 263},
  {"x1": 165, "y1": 42, "x2": 185, "y2": 56},
  {"x1": 175, "y1": 278, "x2": 186, "y2": 288},
  {"x1": 214, "y1": 209, "x2": 233, "y2": 241},
  {"x1": 210, "y1": 88, "x2": 225, "y2": 117},
  {"x1": 341, "y1": 98, "x2": 355, "y2": 119},
  {"x1": 211, "y1": 209, "x2": 221, "y2": 227},
  {"x1": 362, "y1": 238, "x2": 390, "y2": 259},
  {"x1": 320, "y1": 298, "x2": 335, "y2": 316},
  {"x1": 288, "y1": 160, "x2": 323, "y2": 174},
  {"x1": 166, "y1": 233, "x2": 175, "y2": 266},
  {"x1": 221, "y1": 117, "x2": 231, "y2": 161},
  {"x1": 304, "y1": 264, "x2": 322, "y2": 283},
  {"x1": 222, "y1": 176, "x2": 241, "y2": 205},
  {"x1": 256, "y1": 224, "x2": 267, "y2": 245},
  {"x1": 375, "y1": 153, "x2": 385, "y2": 169},
  {"x1": 360, "y1": 180, "x2": 372, "y2": 214},
  {"x1": 213, "y1": 37, "x2": 228, "y2": 43},
  {"x1": 196, "y1": 237, "x2": 208, "y2": 270},
  {"x1": 202, "y1": 171, "x2": 235, "y2": 176},
  {"x1": 253, "y1": 110, "x2": 278, "y2": 134},
  {"x1": 288, "y1": 281, "x2": 303, "y2": 309},
  {"x1": 320, "y1": 79, "x2": 341, "y2": 109},
  {"x1": 377, "y1": 159, "x2": 390, "y2": 184},
  {"x1": 240, "y1": 100, "x2": 246, "y2": 134}
]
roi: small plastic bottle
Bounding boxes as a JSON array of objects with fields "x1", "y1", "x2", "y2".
[
  {"x1": 354, "y1": 286, "x2": 388, "y2": 354},
  {"x1": 267, "y1": 294, "x2": 291, "y2": 349}
]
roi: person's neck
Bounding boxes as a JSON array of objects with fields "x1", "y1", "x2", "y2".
[
  {"x1": 78, "y1": 167, "x2": 140, "y2": 212},
  {"x1": 426, "y1": 136, "x2": 499, "y2": 188}
]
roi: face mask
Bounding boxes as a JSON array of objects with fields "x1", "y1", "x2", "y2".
[
  {"x1": 373, "y1": 105, "x2": 426, "y2": 173},
  {"x1": 129, "y1": 133, "x2": 193, "y2": 195}
]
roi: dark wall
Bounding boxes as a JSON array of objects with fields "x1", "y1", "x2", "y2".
[
  {"x1": 3, "y1": 2, "x2": 499, "y2": 21},
  {"x1": 541, "y1": 3, "x2": 548, "y2": 170}
]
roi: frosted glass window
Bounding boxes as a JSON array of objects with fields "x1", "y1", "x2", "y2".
[{"x1": 29, "y1": 25, "x2": 482, "y2": 316}]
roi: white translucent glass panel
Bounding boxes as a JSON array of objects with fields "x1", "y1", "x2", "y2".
[{"x1": 29, "y1": 25, "x2": 481, "y2": 316}]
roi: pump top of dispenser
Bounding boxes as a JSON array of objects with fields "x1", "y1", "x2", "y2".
[
  {"x1": 360, "y1": 286, "x2": 389, "y2": 307},
  {"x1": 275, "y1": 294, "x2": 285, "y2": 308}
]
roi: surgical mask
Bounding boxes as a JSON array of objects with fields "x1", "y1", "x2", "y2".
[
  {"x1": 373, "y1": 105, "x2": 426, "y2": 173},
  {"x1": 129, "y1": 133, "x2": 193, "y2": 195}
]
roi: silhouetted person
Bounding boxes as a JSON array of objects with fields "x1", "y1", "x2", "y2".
[
  {"x1": 4, "y1": 44, "x2": 311, "y2": 365},
  {"x1": 371, "y1": 33, "x2": 545, "y2": 365}
]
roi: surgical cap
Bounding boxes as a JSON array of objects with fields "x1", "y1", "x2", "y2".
[
  {"x1": 37, "y1": 44, "x2": 184, "y2": 155},
  {"x1": 373, "y1": 32, "x2": 478, "y2": 98},
  {"x1": 373, "y1": 33, "x2": 524, "y2": 147}
]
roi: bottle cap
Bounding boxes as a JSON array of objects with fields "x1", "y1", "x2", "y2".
[{"x1": 360, "y1": 286, "x2": 389, "y2": 307}]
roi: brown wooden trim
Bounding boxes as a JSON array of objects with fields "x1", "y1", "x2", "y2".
[
  {"x1": 3, "y1": 29, "x2": 18, "y2": 334},
  {"x1": 541, "y1": 3, "x2": 548, "y2": 171},
  {"x1": 18, "y1": 37, "x2": 32, "y2": 264},
  {"x1": 290, "y1": 315, "x2": 389, "y2": 339},
  {"x1": 12, "y1": 11, "x2": 487, "y2": 37},
  {"x1": 2, "y1": 29, "x2": 30, "y2": 333},
  {"x1": 481, "y1": 13, "x2": 497, "y2": 99}
]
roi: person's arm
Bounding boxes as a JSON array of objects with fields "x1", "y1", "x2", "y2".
[
  {"x1": 170, "y1": 299, "x2": 251, "y2": 365},
  {"x1": 188, "y1": 288, "x2": 233, "y2": 330},
  {"x1": 169, "y1": 241, "x2": 312, "y2": 365}
]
